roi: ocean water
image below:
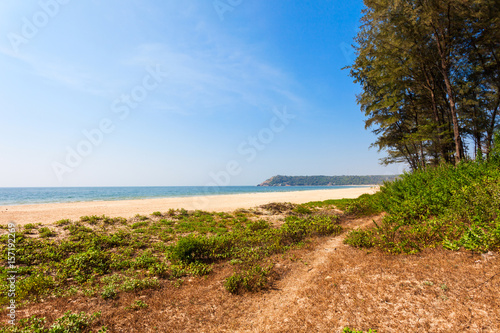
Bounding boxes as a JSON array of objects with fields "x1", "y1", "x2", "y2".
[{"x1": 0, "y1": 186, "x2": 369, "y2": 206}]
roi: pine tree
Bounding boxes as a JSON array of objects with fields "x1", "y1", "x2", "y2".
[{"x1": 348, "y1": 0, "x2": 500, "y2": 169}]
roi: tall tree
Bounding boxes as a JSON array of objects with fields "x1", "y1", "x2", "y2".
[{"x1": 348, "y1": 0, "x2": 500, "y2": 169}]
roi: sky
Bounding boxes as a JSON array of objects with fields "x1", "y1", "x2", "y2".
[{"x1": 0, "y1": 0, "x2": 404, "y2": 187}]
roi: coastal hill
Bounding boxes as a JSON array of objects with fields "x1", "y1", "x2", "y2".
[{"x1": 258, "y1": 175, "x2": 399, "y2": 186}]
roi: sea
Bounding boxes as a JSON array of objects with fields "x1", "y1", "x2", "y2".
[{"x1": 0, "y1": 186, "x2": 369, "y2": 206}]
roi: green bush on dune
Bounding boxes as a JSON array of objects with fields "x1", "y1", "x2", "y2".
[
  {"x1": 345, "y1": 150, "x2": 500, "y2": 253},
  {"x1": 0, "y1": 311, "x2": 106, "y2": 333},
  {"x1": 167, "y1": 214, "x2": 343, "y2": 293}
]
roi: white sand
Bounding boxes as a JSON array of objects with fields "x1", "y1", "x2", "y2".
[{"x1": 0, "y1": 187, "x2": 378, "y2": 225}]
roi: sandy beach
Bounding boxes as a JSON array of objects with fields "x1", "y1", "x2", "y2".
[{"x1": 0, "y1": 187, "x2": 378, "y2": 225}]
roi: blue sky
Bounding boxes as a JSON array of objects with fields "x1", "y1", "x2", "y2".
[{"x1": 0, "y1": 0, "x2": 403, "y2": 187}]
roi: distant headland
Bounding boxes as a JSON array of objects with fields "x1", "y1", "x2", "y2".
[{"x1": 257, "y1": 175, "x2": 399, "y2": 186}]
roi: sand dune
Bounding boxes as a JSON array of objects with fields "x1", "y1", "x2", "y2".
[{"x1": 0, "y1": 187, "x2": 378, "y2": 225}]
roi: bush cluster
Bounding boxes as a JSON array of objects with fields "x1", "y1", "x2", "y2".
[
  {"x1": 0, "y1": 206, "x2": 344, "y2": 307},
  {"x1": 0, "y1": 311, "x2": 105, "y2": 333},
  {"x1": 345, "y1": 157, "x2": 500, "y2": 253},
  {"x1": 167, "y1": 214, "x2": 342, "y2": 293}
]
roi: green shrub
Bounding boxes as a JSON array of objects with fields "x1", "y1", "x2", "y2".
[
  {"x1": 246, "y1": 220, "x2": 271, "y2": 231},
  {"x1": 101, "y1": 286, "x2": 117, "y2": 300},
  {"x1": 303, "y1": 194, "x2": 382, "y2": 217},
  {"x1": 0, "y1": 315, "x2": 47, "y2": 333},
  {"x1": 23, "y1": 223, "x2": 37, "y2": 234},
  {"x1": 223, "y1": 274, "x2": 241, "y2": 294},
  {"x1": 159, "y1": 231, "x2": 174, "y2": 242},
  {"x1": 80, "y1": 215, "x2": 104, "y2": 224},
  {"x1": 224, "y1": 264, "x2": 274, "y2": 294},
  {"x1": 120, "y1": 277, "x2": 159, "y2": 292},
  {"x1": 280, "y1": 215, "x2": 342, "y2": 245},
  {"x1": 0, "y1": 312, "x2": 105, "y2": 333},
  {"x1": 131, "y1": 221, "x2": 149, "y2": 229},
  {"x1": 171, "y1": 262, "x2": 212, "y2": 277},
  {"x1": 159, "y1": 219, "x2": 174, "y2": 226},
  {"x1": 17, "y1": 273, "x2": 55, "y2": 301},
  {"x1": 280, "y1": 216, "x2": 309, "y2": 243},
  {"x1": 168, "y1": 234, "x2": 232, "y2": 263},
  {"x1": 38, "y1": 227, "x2": 55, "y2": 238},
  {"x1": 100, "y1": 274, "x2": 123, "y2": 286},
  {"x1": 64, "y1": 250, "x2": 111, "y2": 282},
  {"x1": 49, "y1": 311, "x2": 100, "y2": 333},
  {"x1": 293, "y1": 205, "x2": 313, "y2": 215},
  {"x1": 55, "y1": 219, "x2": 71, "y2": 226},
  {"x1": 344, "y1": 229, "x2": 374, "y2": 248},
  {"x1": 346, "y1": 158, "x2": 500, "y2": 253},
  {"x1": 148, "y1": 262, "x2": 171, "y2": 278},
  {"x1": 132, "y1": 250, "x2": 159, "y2": 269},
  {"x1": 168, "y1": 234, "x2": 207, "y2": 263},
  {"x1": 333, "y1": 193, "x2": 382, "y2": 217},
  {"x1": 126, "y1": 300, "x2": 148, "y2": 310},
  {"x1": 459, "y1": 224, "x2": 490, "y2": 252},
  {"x1": 134, "y1": 214, "x2": 149, "y2": 221},
  {"x1": 343, "y1": 328, "x2": 377, "y2": 333},
  {"x1": 307, "y1": 215, "x2": 342, "y2": 235}
]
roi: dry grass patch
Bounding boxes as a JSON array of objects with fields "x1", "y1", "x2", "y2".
[{"x1": 268, "y1": 245, "x2": 500, "y2": 332}]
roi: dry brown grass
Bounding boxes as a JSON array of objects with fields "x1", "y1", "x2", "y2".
[
  {"x1": 6, "y1": 216, "x2": 500, "y2": 332},
  {"x1": 262, "y1": 244, "x2": 500, "y2": 332}
]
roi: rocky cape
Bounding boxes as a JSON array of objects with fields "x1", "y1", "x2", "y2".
[{"x1": 257, "y1": 175, "x2": 399, "y2": 186}]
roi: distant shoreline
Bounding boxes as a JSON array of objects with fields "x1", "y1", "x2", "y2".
[
  {"x1": 258, "y1": 175, "x2": 399, "y2": 186},
  {"x1": 0, "y1": 185, "x2": 373, "y2": 207},
  {"x1": 0, "y1": 187, "x2": 379, "y2": 225},
  {"x1": 257, "y1": 184, "x2": 377, "y2": 187}
]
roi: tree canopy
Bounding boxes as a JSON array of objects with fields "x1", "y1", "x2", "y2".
[
  {"x1": 259, "y1": 175, "x2": 399, "y2": 186},
  {"x1": 348, "y1": 0, "x2": 500, "y2": 169}
]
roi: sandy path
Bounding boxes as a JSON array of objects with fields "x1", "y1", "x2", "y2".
[
  {"x1": 0, "y1": 187, "x2": 378, "y2": 225},
  {"x1": 241, "y1": 215, "x2": 380, "y2": 332}
]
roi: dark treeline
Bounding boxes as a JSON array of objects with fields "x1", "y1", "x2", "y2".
[
  {"x1": 348, "y1": 0, "x2": 500, "y2": 170},
  {"x1": 259, "y1": 175, "x2": 399, "y2": 186}
]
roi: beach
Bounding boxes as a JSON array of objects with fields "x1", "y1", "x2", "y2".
[{"x1": 0, "y1": 187, "x2": 378, "y2": 225}]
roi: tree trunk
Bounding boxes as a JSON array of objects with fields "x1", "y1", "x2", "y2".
[
  {"x1": 432, "y1": 19, "x2": 464, "y2": 163},
  {"x1": 486, "y1": 96, "x2": 500, "y2": 156},
  {"x1": 425, "y1": 72, "x2": 448, "y2": 163}
]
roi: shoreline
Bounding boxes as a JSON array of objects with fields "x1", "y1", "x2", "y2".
[
  {"x1": 0, "y1": 185, "x2": 377, "y2": 207},
  {"x1": 0, "y1": 187, "x2": 379, "y2": 225}
]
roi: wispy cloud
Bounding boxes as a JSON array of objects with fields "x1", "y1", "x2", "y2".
[
  {"x1": 125, "y1": 40, "x2": 307, "y2": 116},
  {"x1": 1, "y1": 1, "x2": 308, "y2": 118},
  {"x1": 2, "y1": 36, "x2": 306, "y2": 120},
  {"x1": 0, "y1": 46, "x2": 131, "y2": 99}
]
